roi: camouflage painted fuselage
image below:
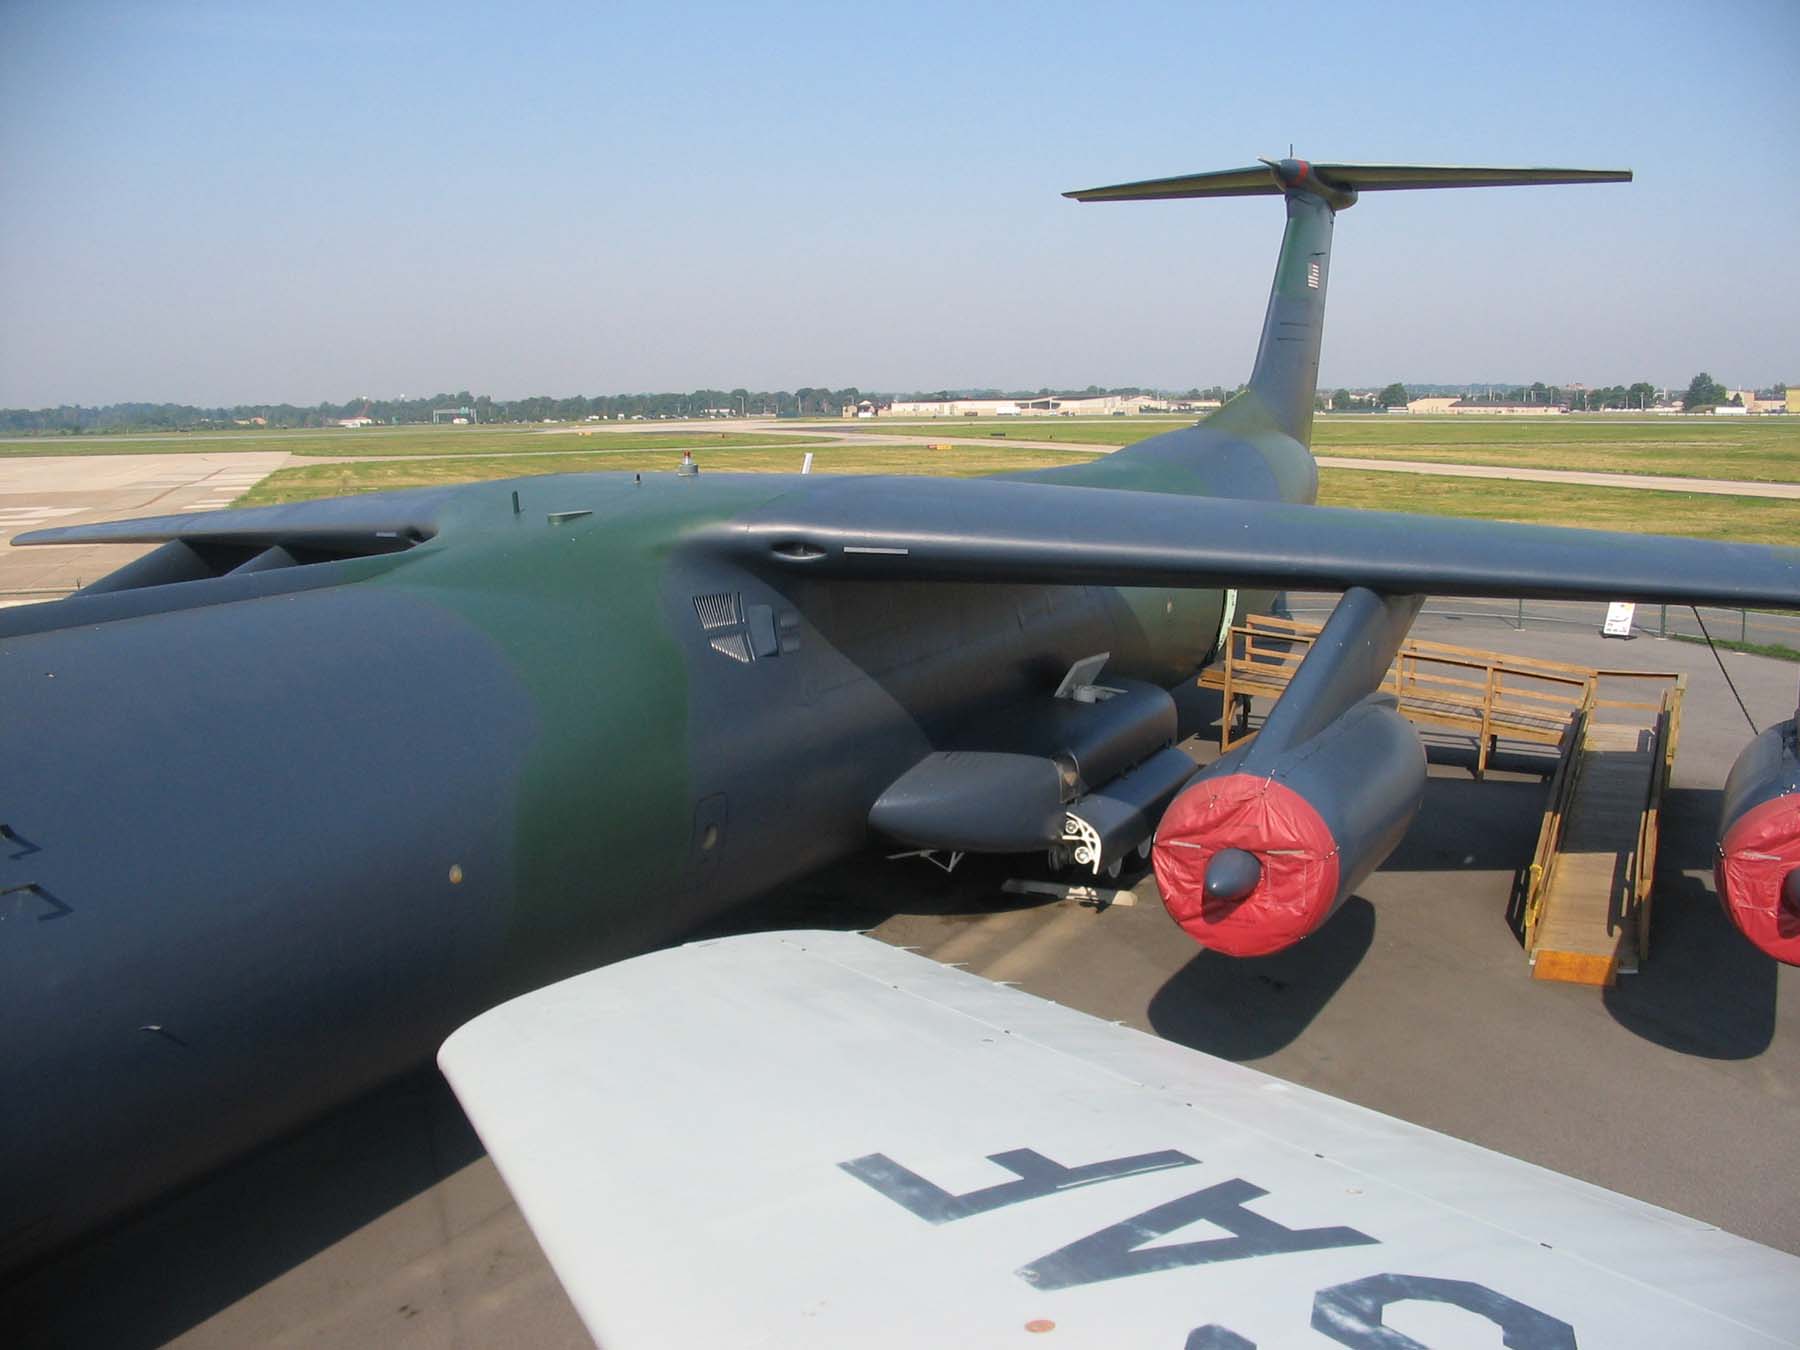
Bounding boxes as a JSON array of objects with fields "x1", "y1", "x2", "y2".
[
  {"x1": 1, "y1": 177, "x2": 1342, "y2": 1266},
  {"x1": 0, "y1": 413, "x2": 1313, "y2": 1265}
]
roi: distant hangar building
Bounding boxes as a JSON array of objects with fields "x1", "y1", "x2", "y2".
[
  {"x1": 882, "y1": 393, "x2": 1164, "y2": 417},
  {"x1": 1405, "y1": 397, "x2": 1566, "y2": 415}
]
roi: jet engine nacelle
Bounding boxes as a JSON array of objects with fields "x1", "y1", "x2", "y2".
[
  {"x1": 1153, "y1": 696, "x2": 1425, "y2": 956},
  {"x1": 1715, "y1": 715, "x2": 1800, "y2": 965}
]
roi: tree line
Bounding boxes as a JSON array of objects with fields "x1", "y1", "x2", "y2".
[
  {"x1": 1320, "y1": 376, "x2": 1781, "y2": 413},
  {"x1": 0, "y1": 384, "x2": 1184, "y2": 435},
  {"x1": 0, "y1": 389, "x2": 873, "y2": 434},
  {"x1": 2, "y1": 376, "x2": 1779, "y2": 435}
]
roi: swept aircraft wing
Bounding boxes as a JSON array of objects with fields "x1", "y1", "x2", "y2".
[
  {"x1": 14, "y1": 471, "x2": 1797, "y2": 642},
  {"x1": 440, "y1": 930, "x2": 1800, "y2": 1348},
  {"x1": 20, "y1": 470, "x2": 1799, "y2": 619},
  {"x1": 700, "y1": 474, "x2": 1800, "y2": 607}
]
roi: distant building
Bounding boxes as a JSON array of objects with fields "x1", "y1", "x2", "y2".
[
  {"x1": 1405, "y1": 397, "x2": 1564, "y2": 415},
  {"x1": 1787, "y1": 387, "x2": 1799, "y2": 415},
  {"x1": 884, "y1": 398, "x2": 1021, "y2": 416},
  {"x1": 882, "y1": 393, "x2": 1161, "y2": 417},
  {"x1": 1732, "y1": 390, "x2": 1787, "y2": 413},
  {"x1": 1014, "y1": 393, "x2": 1160, "y2": 415}
]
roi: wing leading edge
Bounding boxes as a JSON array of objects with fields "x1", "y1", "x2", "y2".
[
  {"x1": 440, "y1": 931, "x2": 1800, "y2": 1349},
  {"x1": 702, "y1": 475, "x2": 1800, "y2": 609}
]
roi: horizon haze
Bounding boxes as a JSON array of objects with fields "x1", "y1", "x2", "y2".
[{"x1": 2, "y1": 0, "x2": 1795, "y2": 408}]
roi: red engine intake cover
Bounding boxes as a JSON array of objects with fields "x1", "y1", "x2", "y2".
[
  {"x1": 1715, "y1": 791, "x2": 1800, "y2": 965},
  {"x1": 1153, "y1": 773, "x2": 1341, "y2": 957}
]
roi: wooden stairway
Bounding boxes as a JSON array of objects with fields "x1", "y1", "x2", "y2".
[{"x1": 1523, "y1": 693, "x2": 1683, "y2": 986}]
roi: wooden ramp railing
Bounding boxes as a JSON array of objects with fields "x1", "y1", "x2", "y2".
[
  {"x1": 1197, "y1": 613, "x2": 1685, "y2": 982},
  {"x1": 1521, "y1": 680, "x2": 1683, "y2": 985},
  {"x1": 1201, "y1": 613, "x2": 1662, "y2": 778}
]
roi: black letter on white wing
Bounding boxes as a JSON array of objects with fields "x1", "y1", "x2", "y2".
[
  {"x1": 1186, "y1": 1326, "x2": 1256, "y2": 1349},
  {"x1": 1018, "y1": 1177, "x2": 1377, "y2": 1291},
  {"x1": 1313, "y1": 1274, "x2": 1576, "y2": 1350},
  {"x1": 839, "y1": 1147, "x2": 1197, "y2": 1225}
]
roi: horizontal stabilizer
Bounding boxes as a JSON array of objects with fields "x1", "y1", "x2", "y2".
[{"x1": 1067, "y1": 159, "x2": 1630, "y2": 203}]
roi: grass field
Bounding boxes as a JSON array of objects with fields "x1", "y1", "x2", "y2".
[
  {"x1": 0, "y1": 425, "x2": 832, "y2": 459},
  {"x1": 238, "y1": 437, "x2": 1795, "y2": 547},
  {"x1": 1315, "y1": 468, "x2": 1794, "y2": 546},
  {"x1": 235, "y1": 442, "x2": 1096, "y2": 506},
  {"x1": 13, "y1": 415, "x2": 1797, "y2": 485},
  {"x1": 863, "y1": 415, "x2": 1800, "y2": 483}
]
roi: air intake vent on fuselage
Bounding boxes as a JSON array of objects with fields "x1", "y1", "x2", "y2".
[{"x1": 693, "y1": 592, "x2": 742, "y2": 631}]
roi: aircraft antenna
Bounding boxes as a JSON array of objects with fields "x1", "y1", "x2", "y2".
[{"x1": 1692, "y1": 607, "x2": 1760, "y2": 735}]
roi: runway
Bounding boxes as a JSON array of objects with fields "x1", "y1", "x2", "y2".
[{"x1": 0, "y1": 453, "x2": 293, "y2": 603}]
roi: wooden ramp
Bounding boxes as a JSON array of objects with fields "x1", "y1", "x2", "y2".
[
  {"x1": 1523, "y1": 688, "x2": 1683, "y2": 986},
  {"x1": 1198, "y1": 613, "x2": 1685, "y2": 984}
]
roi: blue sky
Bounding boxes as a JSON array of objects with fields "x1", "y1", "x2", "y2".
[{"x1": 2, "y1": 0, "x2": 1795, "y2": 405}]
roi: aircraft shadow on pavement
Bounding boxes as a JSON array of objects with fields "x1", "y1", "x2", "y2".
[
  {"x1": 2, "y1": 1068, "x2": 485, "y2": 1350},
  {"x1": 1146, "y1": 897, "x2": 1374, "y2": 1062},
  {"x1": 1384, "y1": 773, "x2": 1548, "y2": 873},
  {"x1": 1600, "y1": 787, "x2": 1776, "y2": 1060},
  {"x1": 706, "y1": 848, "x2": 1070, "y2": 937}
]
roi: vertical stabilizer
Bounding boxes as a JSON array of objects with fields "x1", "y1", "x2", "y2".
[
  {"x1": 1246, "y1": 178, "x2": 1336, "y2": 444},
  {"x1": 1064, "y1": 158, "x2": 1631, "y2": 451}
]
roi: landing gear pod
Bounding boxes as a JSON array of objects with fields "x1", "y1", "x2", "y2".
[
  {"x1": 1715, "y1": 716, "x2": 1800, "y2": 965},
  {"x1": 1154, "y1": 696, "x2": 1425, "y2": 955}
]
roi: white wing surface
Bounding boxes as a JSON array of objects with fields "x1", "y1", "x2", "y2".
[{"x1": 439, "y1": 931, "x2": 1800, "y2": 1348}]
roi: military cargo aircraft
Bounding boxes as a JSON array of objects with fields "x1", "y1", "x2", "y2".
[{"x1": 3, "y1": 158, "x2": 1797, "y2": 1276}]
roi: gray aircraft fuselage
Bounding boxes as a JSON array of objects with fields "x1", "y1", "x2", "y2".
[{"x1": 0, "y1": 423, "x2": 1297, "y2": 1267}]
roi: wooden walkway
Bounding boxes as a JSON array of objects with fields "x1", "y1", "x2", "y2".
[
  {"x1": 1203, "y1": 614, "x2": 1628, "y2": 778},
  {"x1": 1522, "y1": 693, "x2": 1682, "y2": 985},
  {"x1": 1198, "y1": 614, "x2": 1684, "y2": 984}
]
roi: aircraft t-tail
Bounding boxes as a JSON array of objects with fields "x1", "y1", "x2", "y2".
[{"x1": 2, "y1": 158, "x2": 1797, "y2": 1276}]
